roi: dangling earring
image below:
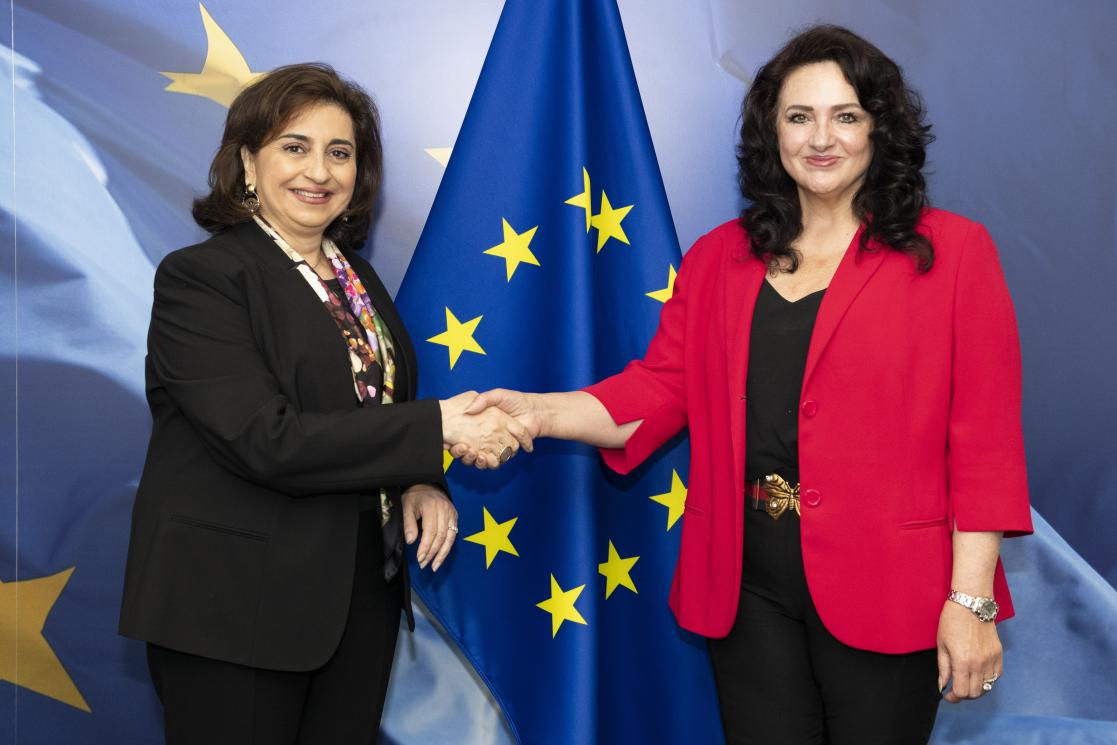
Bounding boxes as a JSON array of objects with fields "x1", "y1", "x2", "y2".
[{"x1": 243, "y1": 182, "x2": 260, "y2": 213}]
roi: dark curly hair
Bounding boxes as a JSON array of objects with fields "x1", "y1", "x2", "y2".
[
  {"x1": 192, "y1": 62, "x2": 382, "y2": 250},
  {"x1": 738, "y1": 25, "x2": 935, "y2": 272}
]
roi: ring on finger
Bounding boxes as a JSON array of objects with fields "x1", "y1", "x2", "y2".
[
  {"x1": 448, "y1": 524, "x2": 459, "y2": 533},
  {"x1": 981, "y1": 675, "x2": 999, "y2": 692},
  {"x1": 499, "y1": 445, "x2": 514, "y2": 463}
]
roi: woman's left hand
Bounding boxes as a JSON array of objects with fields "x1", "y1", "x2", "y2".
[
  {"x1": 936, "y1": 601, "x2": 1003, "y2": 703},
  {"x1": 401, "y1": 484, "x2": 458, "y2": 572}
]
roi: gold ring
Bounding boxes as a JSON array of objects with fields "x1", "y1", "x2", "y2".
[{"x1": 499, "y1": 446, "x2": 514, "y2": 463}]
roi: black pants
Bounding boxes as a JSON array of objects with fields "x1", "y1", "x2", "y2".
[
  {"x1": 707, "y1": 505, "x2": 941, "y2": 745},
  {"x1": 147, "y1": 511, "x2": 403, "y2": 745}
]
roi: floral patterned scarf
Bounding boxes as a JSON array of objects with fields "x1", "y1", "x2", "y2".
[{"x1": 253, "y1": 216, "x2": 399, "y2": 531}]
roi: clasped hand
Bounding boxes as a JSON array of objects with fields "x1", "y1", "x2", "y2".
[{"x1": 439, "y1": 389, "x2": 539, "y2": 469}]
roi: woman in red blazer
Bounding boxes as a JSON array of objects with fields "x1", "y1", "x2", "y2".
[{"x1": 462, "y1": 25, "x2": 1033, "y2": 745}]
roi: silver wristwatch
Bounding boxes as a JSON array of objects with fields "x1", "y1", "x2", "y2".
[{"x1": 948, "y1": 590, "x2": 999, "y2": 622}]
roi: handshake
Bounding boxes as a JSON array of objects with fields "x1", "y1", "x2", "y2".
[{"x1": 439, "y1": 389, "x2": 541, "y2": 469}]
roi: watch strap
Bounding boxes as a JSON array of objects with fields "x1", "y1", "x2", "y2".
[{"x1": 948, "y1": 589, "x2": 998, "y2": 622}]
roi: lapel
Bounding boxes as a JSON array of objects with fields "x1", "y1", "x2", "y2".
[
  {"x1": 230, "y1": 221, "x2": 417, "y2": 402},
  {"x1": 231, "y1": 221, "x2": 368, "y2": 404},
  {"x1": 801, "y1": 230, "x2": 888, "y2": 388},
  {"x1": 723, "y1": 248, "x2": 767, "y2": 496}
]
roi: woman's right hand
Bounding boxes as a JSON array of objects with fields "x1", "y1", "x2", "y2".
[
  {"x1": 465, "y1": 389, "x2": 543, "y2": 436},
  {"x1": 440, "y1": 391, "x2": 534, "y2": 469},
  {"x1": 462, "y1": 389, "x2": 636, "y2": 453}
]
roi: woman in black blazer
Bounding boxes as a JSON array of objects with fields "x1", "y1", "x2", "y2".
[{"x1": 119, "y1": 63, "x2": 529, "y2": 744}]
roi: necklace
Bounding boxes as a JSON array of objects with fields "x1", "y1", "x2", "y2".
[
  {"x1": 254, "y1": 213, "x2": 332, "y2": 277},
  {"x1": 305, "y1": 251, "x2": 330, "y2": 276}
]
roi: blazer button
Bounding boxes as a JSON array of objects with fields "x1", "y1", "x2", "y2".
[
  {"x1": 803, "y1": 488, "x2": 822, "y2": 507},
  {"x1": 801, "y1": 399, "x2": 818, "y2": 418}
]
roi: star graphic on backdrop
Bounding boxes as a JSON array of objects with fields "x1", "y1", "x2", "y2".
[
  {"x1": 442, "y1": 449, "x2": 454, "y2": 473},
  {"x1": 598, "y1": 541, "x2": 639, "y2": 599},
  {"x1": 650, "y1": 469, "x2": 687, "y2": 530},
  {"x1": 645, "y1": 264, "x2": 678, "y2": 303},
  {"x1": 590, "y1": 191, "x2": 634, "y2": 253},
  {"x1": 484, "y1": 219, "x2": 541, "y2": 281},
  {"x1": 0, "y1": 568, "x2": 90, "y2": 712},
  {"x1": 464, "y1": 507, "x2": 519, "y2": 568},
  {"x1": 427, "y1": 307, "x2": 485, "y2": 369},
  {"x1": 161, "y1": 3, "x2": 264, "y2": 108},
  {"x1": 536, "y1": 574, "x2": 587, "y2": 637},
  {"x1": 424, "y1": 147, "x2": 453, "y2": 167},
  {"x1": 564, "y1": 167, "x2": 592, "y2": 232}
]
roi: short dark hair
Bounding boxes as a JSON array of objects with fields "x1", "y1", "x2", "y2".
[
  {"x1": 192, "y1": 62, "x2": 382, "y2": 249},
  {"x1": 737, "y1": 25, "x2": 935, "y2": 272}
]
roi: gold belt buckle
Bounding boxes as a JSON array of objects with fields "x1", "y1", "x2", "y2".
[{"x1": 761, "y1": 473, "x2": 800, "y2": 520}]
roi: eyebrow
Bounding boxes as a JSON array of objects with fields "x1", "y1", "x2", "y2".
[
  {"x1": 784, "y1": 103, "x2": 863, "y2": 112},
  {"x1": 277, "y1": 133, "x2": 355, "y2": 148}
]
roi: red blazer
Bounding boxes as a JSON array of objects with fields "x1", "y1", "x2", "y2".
[{"x1": 584, "y1": 209, "x2": 1033, "y2": 653}]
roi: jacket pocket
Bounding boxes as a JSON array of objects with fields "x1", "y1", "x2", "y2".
[
  {"x1": 899, "y1": 515, "x2": 949, "y2": 530},
  {"x1": 170, "y1": 514, "x2": 269, "y2": 541}
]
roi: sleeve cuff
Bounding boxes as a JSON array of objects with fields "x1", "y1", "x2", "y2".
[{"x1": 583, "y1": 380, "x2": 686, "y2": 475}]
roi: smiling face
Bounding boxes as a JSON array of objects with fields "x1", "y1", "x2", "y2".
[
  {"x1": 241, "y1": 102, "x2": 357, "y2": 249},
  {"x1": 776, "y1": 61, "x2": 873, "y2": 208}
]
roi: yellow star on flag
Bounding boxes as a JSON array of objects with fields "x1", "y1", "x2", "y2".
[
  {"x1": 564, "y1": 167, "x2": 592, "y2": 232},
  {"x1": 536, "y1": 574, "x2": 588, "y2": 637},
  {"x1": 464, "y1": 507, "x2": 519, "y2": 568},
  {"x1": 427, "y1": 307, "x2": 485, "y2": 369},
  {"x1": 645, "y1": 264, "x2": 678, "y2": 303},
  {"x1": 0, "y1": 567, "x2": 90, "y2": 712},
  {"x1": 598, "y1": 541, "x2": 639, "y2": 599},
  {"x1": 650, "y1": 469, "x2": 687, "y2": 530},
  {"x1": 161, "y1": 3, "x2": 265, "y2": 108},
  {"x1": 590, "y1": 191, "x2": 634, "y2": 253},
  {"x1": 442, "y1": 449, "x2": 454, "y2": 473},
  {"x1": 484, "y1": 218, "x2": 541, "y2": 281}
]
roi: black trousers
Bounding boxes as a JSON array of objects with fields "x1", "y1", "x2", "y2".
[
  {"x1": 707, "y1": 504, "x2": 941, "y2": 745},
  {"x1": 147, "y1": 510, "x2": 403, "y2": 745}
]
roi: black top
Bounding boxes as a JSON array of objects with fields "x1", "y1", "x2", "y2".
[{"x1": 744, "y1": 280, "x2": 825, "y2": 484}]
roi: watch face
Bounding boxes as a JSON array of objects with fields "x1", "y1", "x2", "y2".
[{"x1": 973, "y1": 597, "x2": 998, "y2": 621}]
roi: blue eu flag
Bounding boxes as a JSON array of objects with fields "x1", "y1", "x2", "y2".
[{"x1": 395, "y1": 1, "x2": 724, "y2": 742}]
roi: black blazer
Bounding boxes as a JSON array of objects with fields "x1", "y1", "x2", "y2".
[{"x1": 119, "y1": 220, "x2": 445, "y2": 671}]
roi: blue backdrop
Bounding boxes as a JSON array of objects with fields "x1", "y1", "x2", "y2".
[{"x1": 2, "y1": 1, "x2": 1115, "y2": 743}]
